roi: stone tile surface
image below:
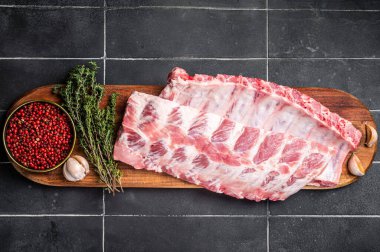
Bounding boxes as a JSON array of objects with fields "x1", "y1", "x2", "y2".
[
  {"x1": 270, "y1": 217, "x2": 380, "y2": 251},
  {"x1": 0, "y1": 60, "x2": 103, "y2": 110},
  {"x1": 105, "y1": 188, "x2": 267, "y2": 215},
  {"x1": 269, "y1": 0, "x2": 380, "y2": 10},
  {"x1": 0, "y1": 8, "x2": 103, "y2": 57},
  {"x1": 269, "y1": 11, "x2": 380, "y2": 58},
  {"x1": 106, "y1": 59, "x2": 266, "y2": 84},
  {"x1": 0, "y1": 164, "x2": 103, "y2": 214},
  {"x1": 0, "y1": 217, "x2": 102, "y2": 251},
  {"x1": 107, "y1": 9, "x2": 266, "y2": 58},
  {"x1": 107, "y1": 0, "x2": 266, "y2": 8},
  {"x1": 105, "y1": 216, "x2": 267, "y2": 252}
]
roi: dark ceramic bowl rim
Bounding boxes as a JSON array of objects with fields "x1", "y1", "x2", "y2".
[{"x1": 2, "y1": 100, "x2": 76, "y2": 173}]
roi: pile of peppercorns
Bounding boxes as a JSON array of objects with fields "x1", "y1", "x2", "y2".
[{"x1": 5, "y1": 102, "x2": 74, "y2": 170}]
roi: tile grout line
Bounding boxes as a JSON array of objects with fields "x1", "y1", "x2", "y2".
[
  {"x1": 102, "y1": 1, "x2": 106, "y2": 247},
  {"x1": 103, "y1": 0, "x2": 107, "y2": 85},
  {"x1": 107, "y1": 7, "x2": 380, "y2": 12},
  {"x1": 104, "y1": 214, "x2": 268, "y2": 217},
  {"x1": 0, "y1": 5, "x2": 266, "y2": 10},
  {"x1": 0, "y1": 5, "x2": 102, "y2": 9},
  {"x1": 0, "y1": 57, "x2": 380, "y2": 61},
  {"x1": 107, "y1": 57, "x2": 380, "y2": 60},
  {"x1": 108, "y1": 6, "x2": 267, "y2": 11},
  {"x1": 267, "y1": 200, "x2": 270, "y2": 252},
  {"x1": 0, "y1": 214, "x2": 380, "y2": 217},
  {"x1": 102, "y1": 189, "x2": 105, "y2": 252},
  {"x1": 267, "y1": 202, "x2": 270, "y2": 252},
  {"x1": 267, "y1": 8, "x2": 380, "y2": 12},
  {"x1": 0, "y1": 214, "x2": 267, "y2": 218},
  {"x1": 0, "y1": 57, "x2": 104, "y2": 60},
  {"x1": 272, "y1": 215, "x2": 380, "y2": 218},
  {"x1": 0, "y1": 214, "x2": 102, "y2": 217},
  {"x1": 0, "y1": 5, "x2": 380, "y2": 12},
  {"x1": 106, "y1": 57, "x2": 268, "y2": 60},
  {"x1": 268, "y1": 57, "x2": 380, "y2": 60}
]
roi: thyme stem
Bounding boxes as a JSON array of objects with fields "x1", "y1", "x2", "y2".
[{"x1": 54, "y1": 62, "x2": 122, "y2": 193}]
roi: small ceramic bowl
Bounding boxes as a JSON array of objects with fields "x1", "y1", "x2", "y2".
[{"x1": 2, "y1": 100, "x2": 76, "y2": 173}]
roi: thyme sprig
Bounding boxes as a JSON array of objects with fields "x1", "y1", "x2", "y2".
[{"x1": 54, "y1": 62, "x2": 122, "y2": 193}]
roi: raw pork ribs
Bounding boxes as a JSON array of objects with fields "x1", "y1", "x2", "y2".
[
  {"x1": 114, "y1": 92, "x2": 336, "y2": 201},
  {"x1": 160, "y1": 68, "x2": 362, "y2": 187}
]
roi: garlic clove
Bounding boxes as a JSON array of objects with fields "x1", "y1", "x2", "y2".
[
  {"x1": 63, "y1": 162, "x2": 78, "y2": 181},
  {"x1": 365, "y1": 124, "x2": 378, "y2": 148},
  {"x1": 63, "y1": 156, "x2": 89, "y2": 182},
  {"x1": 72, "y1": 155, "x2": 89, "y2": 174},
  {"x1": 348, "y1": 153, "x2": 365, "y2": 177}
]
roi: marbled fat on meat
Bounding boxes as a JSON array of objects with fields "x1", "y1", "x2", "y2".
[
  {"x1": 113, "y1": 92, "x2": 336, "y2": 201},
  {"x1": 160, "y1": 68, "x2": 362, "y2": 187}
]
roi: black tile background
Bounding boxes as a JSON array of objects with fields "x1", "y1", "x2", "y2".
[
  {"x1": 0, "y1": 217, "x2": 102, "y2": 251},
  {"x1": 107, "y1": 9, "x2": 266, "y2": 58},
  {"x1": 105, "y1": 216, "x2": 267, "y2": 252},
  {"x1": 0, "y1": 111, "x2": 7, "y2": 162},
  {"x1": 106, "y1": 59, "x2": 266, "y2": 84},
  {"x1": 269, "y1": 11, "x2": 380, "y2": 58},
  {"x1": 0, "y1": 1, "x2": 379, "y2": 251},
  {"x1": 0, "y1": 164, "x2": 103, "y2": 214},
  {"x1": 0, "y1": 60, "x2": 104, "y2": 110},
  {"x1": 105, "y1": 188, "x2": 267, "y2": 215},
  {"x1": 270, "y1": 217, "x2": 380, "y2": 252},
  {"x1": 269, "y1": 0, "x2": 380, "y2": 10},
  {"x1": 106, "y1": 0, "x2": 266, "y2": 8},
  {"x1": 0, "y1": 8, "x2": 104, "y2": 57},
  {"x1": 0, "y1": 0, "x2": 103, "y2": 6}
]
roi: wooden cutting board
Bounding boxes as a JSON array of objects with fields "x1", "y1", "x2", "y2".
[{"x1": 4, "y1": 85, "x2": 377, "y2": 190}]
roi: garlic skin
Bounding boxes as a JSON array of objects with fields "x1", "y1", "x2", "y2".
[
  {"x1": 63, "y1": 155, "x2": 89, "y2": 182},
  {"x1": 365, "y1": 124, "x2": 378, "y2": 148},
  {"x1": 348, "y1": 153, "x2": 365, "y2": 177}
]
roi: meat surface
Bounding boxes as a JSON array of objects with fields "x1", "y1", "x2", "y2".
[
  {"x1": 114, "y1": 92, "x2": 336, "y2": 201},
  {"x1": 160, "y1": 68, "x2": 362, "y2": 187}
]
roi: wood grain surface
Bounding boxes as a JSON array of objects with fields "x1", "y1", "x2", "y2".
[{"x1": 4, "y1": 85, "x2": 377, "y2": 190}]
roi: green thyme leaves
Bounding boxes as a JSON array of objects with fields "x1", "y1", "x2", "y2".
[{"x1": 54, "y1": 62, "x2": 122, "y2": 193}]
